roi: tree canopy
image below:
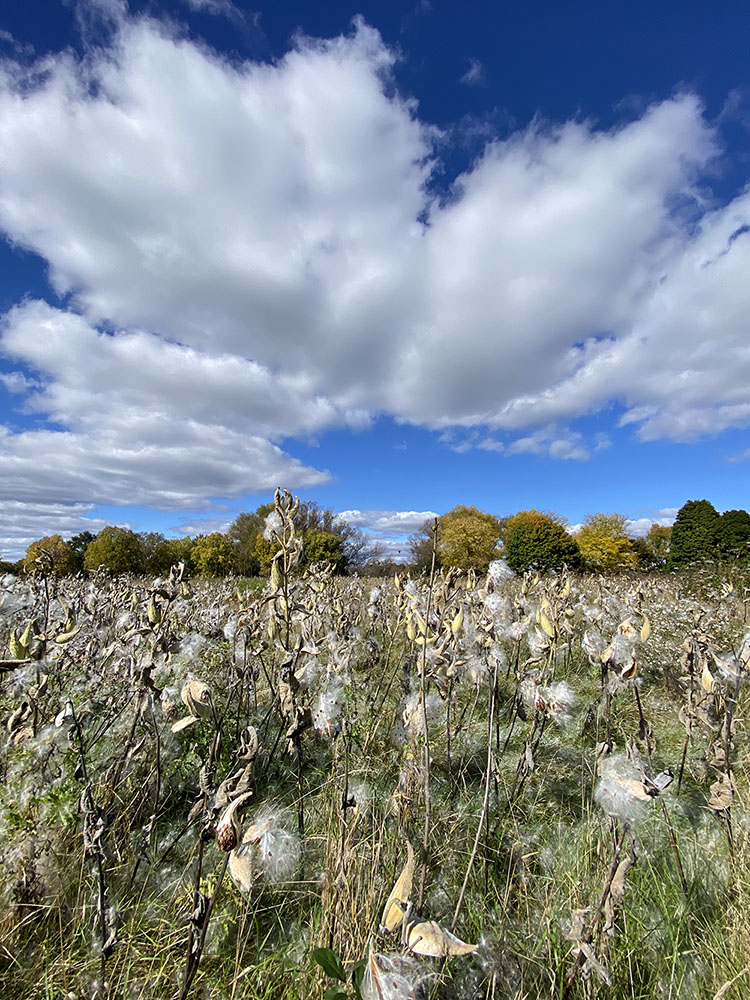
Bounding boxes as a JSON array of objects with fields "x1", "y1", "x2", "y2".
[
  {"x1": 717, "y1": 509, "x2": 750, "y2": 562},
  {"x1": 576, "y1": 513, "x2": 638, "y2": 571},
  {"x1": 668, "y1": 500, "x2": 721, "y2": 568},
  {"x1": 84, "y1": 527, "x2": 145, "y2": 574},
  {"x1": 23, "y1": 535, "x2": 77, "y2": 577},
  {"x1": 191, "y1": 532, "x2": 234, "y2": 576},
  {"x1": 436, "y1": 505, "x2": 503, "y2": 573},
  {"x1": 503, "y1": 510, "x2": 581, "y2": 573}
]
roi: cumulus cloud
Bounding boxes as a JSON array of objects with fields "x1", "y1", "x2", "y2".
[
  {"x1": 337, "y1": 509, "x2": 438, "y2": 560},
  {"x1": 625, "y1": 513, "x2": 677, "y2": 537},
  {"x1": 0, "y1": 11, "x2": 747, "y2": 545}
]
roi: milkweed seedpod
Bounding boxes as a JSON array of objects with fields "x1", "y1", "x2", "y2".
[
  {"x1": 405, "y1": 920, "x2": 478, "y2": 957},
  {"x1": 215, "y1": 791, "x2": 254, "y2": 852},
  {"x1": 181, "y1": 679, "x2": 213, "y2": 718},
  {"x1": 380, "y1": 841, "x2": 414, "y2": 933}
]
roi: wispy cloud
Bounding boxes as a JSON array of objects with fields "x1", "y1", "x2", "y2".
[
  {"x1": 460, "y1": 58, "x2": 485, "y2": 86},
  {"x1": 179, "y1": 0, "x2": 247, "y2": 24}
]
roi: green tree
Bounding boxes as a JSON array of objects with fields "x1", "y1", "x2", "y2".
[
  {"x1": 632, "y1": 523, "x2": 672, "y2": 569},
  {"x1": 576, "y1": 513, "x2": 638, "y2": 571},
  {"x1": 227, "y1": 511, "x2": 264, "y2": 576},
  {"x1": 84, "y1": 526, "x2": 145, "y2": 574},
  {"x1": 138, "y1": 532, "x2": 167, "y2": 574},
  {"x1": 190, "y1": 533, "x2": 234, "y2": 576},
  {"x1": 300, "y1": 528, "x2": 345, "y2": 571},
  {"x1": 24, "y1": 535, "x2": 77, "y2": 577},
  {"x1": 503, "y1": 510, "x2": 581, "y2": 574},
  {"x1": 668, "y1": 500, "x2": 720, "y2": 568},
  {"x1": 717, "y1": 509, "x2": 750, "y2": 562},
  {"x1": 250, "y1": 498, "x2": 371, "y2": 576},
  {"x1": 69, "y1": 530, "x2": 96, "y2": 571},
  {"x1": 436, "y1": 505, "x2": 503, "y2": 573},
  {"x1": 292, "y1": 500, "x2": 369, "y2": 572},
  {"x1": 153, "y1": 536, "x2": 194, "y2": 574}
]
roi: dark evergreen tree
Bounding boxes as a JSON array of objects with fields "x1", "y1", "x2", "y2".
[
  {"x1": 668, "y1": 500, "x2": 720, "y2": 567},
  {"x1": 717, "y1": 509, "x2": 750, "y2": 562}
]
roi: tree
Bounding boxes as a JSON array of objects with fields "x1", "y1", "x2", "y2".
[
  {"x1": 503, "y1": 510, "x2": 581, "y2": 574},
  {"x1": 575, "y1": 513, "x2": 638, "y2": 571},
  {"x1": 249, "y1": 498, "x2": 372, "y2": 576},
  {"x1": 84, "y1": 526, "x2": 145, "y2": 574},
  {"x1": 668, "y1": 500, "x2": 720, "y2": 568},
  {"x1": 436, "y1": 505, "x2": 503, "y2": 573},
  {"x1": 24, "y1": 535, "x2": 77, "y2": 577},
  {"x1": 300, "y1": 528, "x2": 345, "y2": 571},
  {"x1": 292, "y1": 500, "x2": 370, "y2": 572},
  {"x1": 717, "y1": 509, "x2": 750, "y2": 562},
  {"x1": 138, "y1": 532, "x2": 167, "y2": 574},
  {"x1": 632, "y1": 523, "x2": 671, "y2": 569},
  {"x1": 190, "y1": 533, "x2": 234, "y2": 576},
  {"x1": 69, "y1": 530, "x2": 96, "y2": 571},
  {"x1": 153, "y1": 536, "x2": 194, "y2": 574},
  {"x1": 227, "y1": 511, "x2": 263, "y2": 576}
]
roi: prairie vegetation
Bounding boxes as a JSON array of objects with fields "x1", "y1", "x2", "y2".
[{"x1": 1, "y1": 492, "x2": 750, "y2": 1000}]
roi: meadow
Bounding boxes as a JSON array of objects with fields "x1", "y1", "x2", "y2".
[{"x1": 1, "y1": 498, "x2": 749, "y2": 999}]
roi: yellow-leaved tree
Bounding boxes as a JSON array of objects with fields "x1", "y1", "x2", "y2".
[
  {"x1": 436, "y1": 505, "x2": 503, "y2": 573},
  {"x1": 576, "y1": 513, "x2": 637, "y2": 571}
]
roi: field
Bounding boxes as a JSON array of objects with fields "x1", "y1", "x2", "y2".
[{"x1": 1, "y1": 539, "x2": 750, "y2": 998}]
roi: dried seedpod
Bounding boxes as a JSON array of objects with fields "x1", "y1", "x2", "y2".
[
  {"x1": 240, "y1": 725, "x2": 259, "y2": 761},
  {"x1": 215, "y1": 791, "x2": 254, "y2": 852},
  {"x1": 171, "y1": 714, "x2": 199, "y2": 733},
  {"x1": 181, "y1": 679, "x2": 213, "y2": 719},
  {"x1": 404, "y1": 920, "x2": 477, "y2": 957},
  {"x1": 708, "y1": 772, "x2": 734, "y2": 812},
  {"x1": 380, "y1": 841, "x2": 415, "y2": 933}
]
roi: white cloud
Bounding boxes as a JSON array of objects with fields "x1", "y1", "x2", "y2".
[
  {"x1": 505, "y1": 426, "x2": 590, "y2": 461},
  {"x1": 337, "y1": 509, "x2": 437, "y2": 561},
  {"x1": 0, "y1": 12, "x2": 748, "y2": 545},
  {"x1": 625, "y1": 514, "x2": 676, "y2": 538},
  {"x1": 0, "y1": 500, "x2": 111, "y2": 560},
  {"x1": 460, "y1": 58, "x2": 485, "y2": 86},
  {"x1": 180, "y1": 0, "x2": 247, "y2": 24}
]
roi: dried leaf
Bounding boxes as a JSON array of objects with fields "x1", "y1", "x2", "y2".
[
  {"x1": 576, "y1": 942, "x2": 611, "y2": 985},
  {"x1": 181, "y1": 679, "x2": 213, "y2": 719},
  {"x1": 640, "y1": 616, "x2": 651, "y2": 642}
]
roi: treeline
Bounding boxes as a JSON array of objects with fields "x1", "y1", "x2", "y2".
[
  {"x1": 5, "y1": 500, "x2": 375, "y2": 579},
  {"x1": 3, "y1": 497, "x2": 748, "y2": 580},
  {"x1": 408, "y1": 498, "x2": 750, "y2": 574}
]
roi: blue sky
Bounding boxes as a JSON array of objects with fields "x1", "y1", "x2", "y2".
[{"x1": 1, "y1": 0, "x2": 750, "y2": 560}]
